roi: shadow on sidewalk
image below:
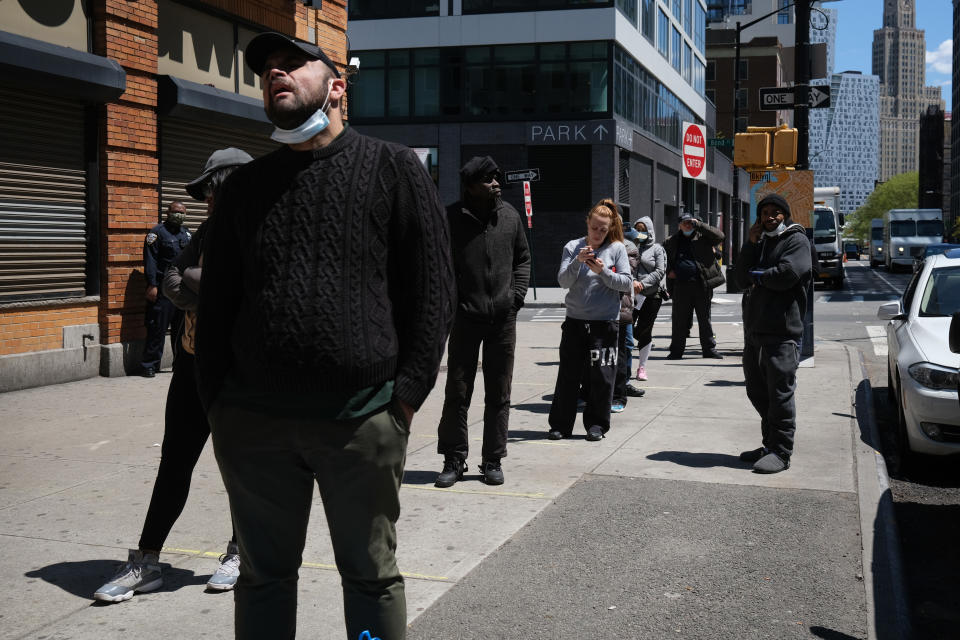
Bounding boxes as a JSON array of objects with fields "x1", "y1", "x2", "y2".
[
  {"x1": 25, "y1": 560, "x2": 205, "y2": 600},
  {"x1": 808, "y1": 626, "x2": 862, "y2": 640},
  {"x1": 646, "y1": 450, "x2": 747, "y2": 469}
]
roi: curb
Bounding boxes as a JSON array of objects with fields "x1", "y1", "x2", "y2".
[{"x1": 852, "y1": 347, "x2": 912, "y2": 640}]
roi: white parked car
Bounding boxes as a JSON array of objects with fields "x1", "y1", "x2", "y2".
[{"x1": 878, "y1": 251, "x2": 960, "y2": 469}]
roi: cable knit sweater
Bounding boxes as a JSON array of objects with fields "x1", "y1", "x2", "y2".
[{"x1": 196, "y1": 126, "x2": 456, "y2": 411}]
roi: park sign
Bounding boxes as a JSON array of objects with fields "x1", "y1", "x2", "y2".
[{"x1": 681, "y1": 122, "x2": 706, "y2": 181}]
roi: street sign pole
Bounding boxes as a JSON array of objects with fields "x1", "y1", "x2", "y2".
[
  {"x1": 523, "y1": 181, "x2": 537, "y2": 300},
  {"x1": 795, "y1": 0, "x2": 815, "y2": 361}
]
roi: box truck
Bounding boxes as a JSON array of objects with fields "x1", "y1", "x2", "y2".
[{"x1": 882, "y1": 209, "x2": 944, "y2": 271}]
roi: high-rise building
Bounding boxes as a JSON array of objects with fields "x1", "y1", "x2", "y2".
[
  {"x1": 918, "y1": 105, "x2": 945, "y2": 210},
  {"x1": 872, "y1": 0, "x2": 944, "y2": 181},
  {"x1": 808, "y1": 7, "x2": 836, "y2": 179},
  {"x1": 809, "y1": 72, "x2": 880, "y2": 216},
  {"x1": 347, "y1": 1, "x2": 740, "y2": 285},
  {"x1": 706, "y1": 0, "x2": 796, "y2": 46}
]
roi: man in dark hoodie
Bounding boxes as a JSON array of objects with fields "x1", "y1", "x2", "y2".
[
  {"x1": 435, "y1": 156, "x2": 531, "y2": 488},
  {"x1": 734, "y1": 194, "x2": 812, "y2": 474}
]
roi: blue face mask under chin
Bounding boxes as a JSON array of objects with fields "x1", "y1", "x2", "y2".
[
  {"x1": 270, "y1": 87, "x2": 332, "y2": 144},
  {"x1": 681, "y1": 227, "x2": 695, "y2": 237}
]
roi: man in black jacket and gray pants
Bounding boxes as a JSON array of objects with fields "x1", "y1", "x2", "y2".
[
  {"x1": 435, "y1": 156, "x2": 531, "y2": 488},
  {"x1": 733, "y1": 194, "x2": 812, "y2": 474}
]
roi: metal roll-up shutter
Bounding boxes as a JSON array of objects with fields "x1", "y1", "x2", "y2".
[
  {"x1": 160, "y1": 120, "x2": 277, "y2": 230},
  {"x1": 0, "y1": 87, "x2": 87, "y2": 302}
]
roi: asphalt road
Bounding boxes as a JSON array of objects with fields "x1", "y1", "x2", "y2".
[{"x1": 520, "y1": 259, "x2": 960, "y2": 638}]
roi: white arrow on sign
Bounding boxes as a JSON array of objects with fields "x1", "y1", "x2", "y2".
[
  {"x1": 808, "y1": 86, "x2": 830, "y2": 109},
  {"x1": 594, "y1": 124, "x2": 608, "y2": 140}
]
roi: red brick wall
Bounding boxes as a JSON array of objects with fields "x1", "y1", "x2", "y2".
[{"x1": 0, "y1": 305, "x2": 99, "y2": 356}]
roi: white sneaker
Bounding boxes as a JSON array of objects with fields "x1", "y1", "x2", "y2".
[
  {"x1": 93, "y1": 549, "x2": 163, "y2": 602},
  {"x1": 206, "y1": 543, "x2": 240, "y2": 591}
]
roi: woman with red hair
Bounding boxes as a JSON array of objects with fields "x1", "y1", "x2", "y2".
[{"x1": 547, "y1": 199, "x2": 634, "y2": 442}]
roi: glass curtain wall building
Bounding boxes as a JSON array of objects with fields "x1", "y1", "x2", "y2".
[{"x1": 348, "y1": 1, "x2": 735, "y2": 282}]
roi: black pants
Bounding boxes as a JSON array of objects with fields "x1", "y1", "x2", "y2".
[
  {"x1": 633, "y1": 295, "x2": 663, "y2": 350},
  {"x1": 548, "y1": 318, "x2": 619, "y2": 436},
  {"x1": 742, "y1": 336, "x2": 799, "y2": 458},
  {"x1": 668, "y1": 280, "x2": 715, "y2": 356},
  {"x1": 139, "y1": 350, "x2": 235, "y2": 551},
  {"x1": 141, "y1": 295, "x2": 182, "y2": 371},
  {"x1": 612, "y1": 321, "x2": 632, "y2": 405},
  {"x1": 437, "y1": 312, "x2": 517, "y2": 461}
]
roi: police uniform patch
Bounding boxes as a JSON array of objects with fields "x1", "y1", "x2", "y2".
[{"x1": 146, "y1": 233, "x2": 158, "y2": 245}]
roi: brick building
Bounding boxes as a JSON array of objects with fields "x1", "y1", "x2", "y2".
[{"x1": 0, "y1": 0, "x2": 347, "y2": 391}]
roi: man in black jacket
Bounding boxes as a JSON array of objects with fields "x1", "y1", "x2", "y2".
[
  {"x1": 733, "y1": 194, "x2": 812, "y2": 474},
  {"x1": 196, "y1": 33, "x2": 455, "y2": 640},
  {"x1": 663, "y1": 212, "x2": 725, "y2": 359},
  {"x1": 435, "y1": 156, "x2": 531, "y2": 488}
]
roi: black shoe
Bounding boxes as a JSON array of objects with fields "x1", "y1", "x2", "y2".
[
  {"x1": 625, "y1": 384, "x2": 646, "y2": 398},
  {"x1": 753, "y1": 452, "x2": 790, "y2": 474},
  {"x1": 478, "y1": 460, "x2": 504, "y2": 485},
  {"x1": 547, "y1": 430, "x2": 566, "y2": 440},
  {"x1": 140, "y1": 367, "x2": 156, "y2": 378},
  {"x1": 739, "y1": 447, "x2": 767, "y2": 463},
  {"x1": 666, "y1": 353, "x2": 683, "y2": 360},
  {"x1": 586, "y1": 426, "x2": 604, "y2": 441},
  {"x1": 434, "y1": 456, "x2": 467, "y2": 488},
  {"x1": 703, "y1": 350, "x2": 723, "y2": 359}
]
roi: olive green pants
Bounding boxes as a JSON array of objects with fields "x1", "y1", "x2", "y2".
[{"x1": 209, "y1": 400, "x2": 409, "y2": 640}]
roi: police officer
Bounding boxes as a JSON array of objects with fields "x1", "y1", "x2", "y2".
[{"x1": 140, "y1": 201, "x2": 190, "y2": 377}]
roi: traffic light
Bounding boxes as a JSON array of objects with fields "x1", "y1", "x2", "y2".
[{"x1": 734, "y1": 125, "x2": 798, "y2": 169}]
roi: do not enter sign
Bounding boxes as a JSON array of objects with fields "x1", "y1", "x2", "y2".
[{"x1": 681, "y1": 121, "x2": 706, "y2": 181}]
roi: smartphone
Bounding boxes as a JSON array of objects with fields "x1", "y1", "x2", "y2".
[{"x1": 749, "y1": 270, "x2": 764, "y2": 277}]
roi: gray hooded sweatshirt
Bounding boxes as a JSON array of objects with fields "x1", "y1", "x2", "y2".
[
  {"x1": 558, "y1": 237, "x2": 633, "y2": 321},
  {"x1": 633, "y1": 216, "x2": 666, "y2": 299}
]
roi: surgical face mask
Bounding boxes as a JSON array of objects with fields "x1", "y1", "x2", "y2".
[
  {"x1": 763, "y1": 221, "x2": 787, "y2": 237},
  {"x1": 166, "y1": 210, "x2": 185, "y2": 226},
  {"x1": 681, "y1": 227, "x2": 695, "y2": 237},
  {"x1": 636, "y1": 232, "x2": 649, "y2": 242},
  {"x1": 270, "y1": 84, "x2": 331, "y2": 144}
]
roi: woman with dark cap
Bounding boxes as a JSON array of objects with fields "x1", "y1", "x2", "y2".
[{"x1": 94, "y1": 148, "x2": 253, "y2": 603}]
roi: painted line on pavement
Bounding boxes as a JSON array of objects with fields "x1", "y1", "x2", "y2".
[
  {"x1": 401, "y1": 484, "x2": 548, "y2": 500},
  {"x1": 866, "y1": 325, "x2": 888, "y2": 357},
  {"x1": 164, "y1": 548, "x2": 452, "y2": 582},
  {"x1": 873, "y1": 269, "x2": 905, "y2": 294}
]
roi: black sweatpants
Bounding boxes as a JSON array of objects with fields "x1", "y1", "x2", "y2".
[
  {"x1": 437, "y1": 312, "x2": 517, "y2": 462},
  {"x1": 668, "y1": 280, "x2": 715, "y2": 356},
  {"x1": 139, "y1": 350, "x2": 235, "y2": 551},
  {"x1": 141, "y1": 295, "x2": 182, "y2": 372},
  {"x1": 548, "y1": 318, "x2": 619, "y2": 436},
  {"x1": 633, "y1": 295, "x2": 663, "y2": 350},
  {"x1": 742, "y1": 336, "x2": 799, "y2": 459}
]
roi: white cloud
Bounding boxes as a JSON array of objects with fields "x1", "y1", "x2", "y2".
[
  {"x1": 942, "y1": 80, "x2": 953, "y2": 87},
  {"x1": 926, "y1": 39, "x2": 952, "y2": 75}
]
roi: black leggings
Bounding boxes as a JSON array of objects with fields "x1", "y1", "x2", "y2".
[
  {"x1": 633, "y1": 295, "x2": 663, "y2": 350},
  {"x1": 138, "y1": 350, "x2": 235, "y2": 551}
]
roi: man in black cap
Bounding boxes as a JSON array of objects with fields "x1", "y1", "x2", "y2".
[
  {"x1": 434, "y1": 156, "x2": 530, "y2": 488},
  {"x1": 140, "y1": 201, "x2": 191, "y2": 377},
  {"x1": 662, "y1": 212, "x2": 725, "y2": 359},
  {"x1": 734, "y1": 194, "x2": 812, "y2": 474},
  {"x1": 196, "y1": 32, "x2": 455, "y2": 640}
]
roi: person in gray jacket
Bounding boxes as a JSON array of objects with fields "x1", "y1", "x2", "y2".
[
  {"x1": 631, "y1": 217, "x2": 667, "y2": 381},
  {"x1": 548, "y1": 199, "x2": 633, "y2": 442},
  {"x1": 733, "y1": 194, "x2": 812, "y2": 474},
  {"x1": 435, "y1": 156, "x2": 531, "y2": 488}
]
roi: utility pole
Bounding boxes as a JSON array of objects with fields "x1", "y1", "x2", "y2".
[{"x1": 794, "y1": 0, "x2": 815, "y2": 360}]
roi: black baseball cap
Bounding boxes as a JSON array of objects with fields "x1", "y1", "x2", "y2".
[{"x1": 245, "y1": 32, "x2": 341, "y2": 77}]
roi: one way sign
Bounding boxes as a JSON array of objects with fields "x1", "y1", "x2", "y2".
[
  {"x1": 759, "y1": 85, "x2": 831, "y2": 111},
  {"x1": 504, "y1": 168, "x2": 541, "y2": 184}
]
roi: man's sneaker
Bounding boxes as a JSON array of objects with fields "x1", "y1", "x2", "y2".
[
  {"x1": 434, "y1": 456, "x2": 467, "y2": 488},
  {"x1": 93, "y1": 549, "x2": 163, "y2": 602},
  {"x1": 611, "y1": 402, "x2": 625, "y2": 413},
  {"x1": 547, "y1": 430, "x2": 565, "y2": 440},
  {"x1": 140, "y1": 367, "x2": 155, "y2": 378},
  {"x1": 739, "y1": 447, "x2": 768, "y2": 464},
  {"x1": 586, "y1": 426, "x2": 604, "y2": 441},
  {"x1": 479, "y1": 460, "x2": 504, "y2": 485},
  {"x1": 753, "y1": 451, "x2": 790, "y2": 474},
  {"x1": 206, "y1": 543, "x2": 240, "y2": 591},
  {"x1": 703, "y1": 350, "x2": 723, "y2": 359},
  {"x1": 625, "y1": 384, "x2": 645, "y2": 398},
  {"x1": 635, "y1": 366, "x2": 648, "y2": 381},
  {"x1": 666, "y1": 353, "x2": 683, "y2": 360}
]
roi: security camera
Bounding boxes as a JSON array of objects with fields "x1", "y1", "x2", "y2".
[{"x1": 344, "y1": 57, "x2": 360, "y2": 78}]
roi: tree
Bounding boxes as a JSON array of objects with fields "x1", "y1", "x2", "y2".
[{"x1": 844, "y1": 172, "x2": 918, "y2": 242}]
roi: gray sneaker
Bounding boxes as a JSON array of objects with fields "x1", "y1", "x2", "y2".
[
  {"x1": 206, "y1": 543, "x2": 240, "y2": 591},
  {"x1": 93, "y1": 549, "x2": 163, "y2": 602}
]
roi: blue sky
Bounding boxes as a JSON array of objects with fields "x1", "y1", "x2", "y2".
[{"x1": 830, "y1": 0, "x2": 953, "y2": 110}]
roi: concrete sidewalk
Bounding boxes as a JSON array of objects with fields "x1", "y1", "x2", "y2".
[{"x1": 0, "y1": 312, "x2": 897, "y2": 639}]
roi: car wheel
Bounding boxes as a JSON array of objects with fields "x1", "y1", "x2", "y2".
[
  {"x1": 835, "y1": 276, "x2": 844, "y2": 290},
  {"x1": 887, "y1": 358, "x2": 896, "y2": 402}
]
